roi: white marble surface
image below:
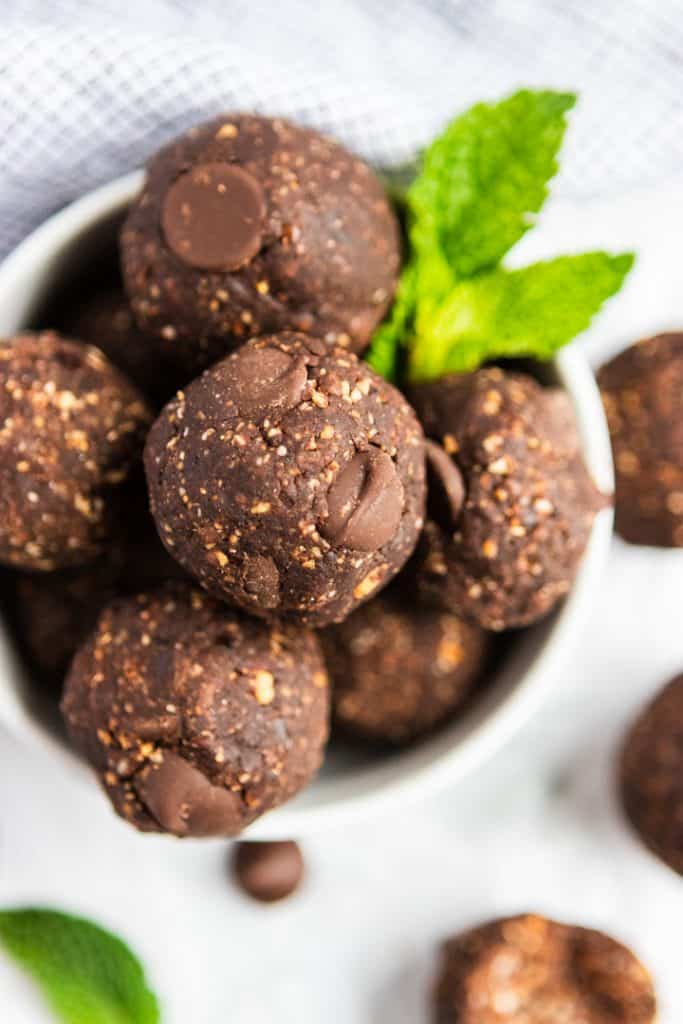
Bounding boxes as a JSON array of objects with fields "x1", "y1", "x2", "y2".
[{"x1": 2, "y1": 186, "x2": 683, "y2": 1022}]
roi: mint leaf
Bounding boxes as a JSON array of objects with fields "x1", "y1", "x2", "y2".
[
  {"x1": 408, "y1": 252, "x2": 634, "y2": 381},
  {"x1": 408, "y1": 90, "x2": 575, "y2": 279},
  {"x1": 0, "y1": 908, "x2": 160, "y2": 1024}
]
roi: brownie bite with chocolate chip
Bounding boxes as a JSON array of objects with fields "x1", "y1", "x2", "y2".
[
  {"x1": 320, "y1": 580, "x2": 489, "y2": 745},
  {"x1": 620, "y1": 672, "x2": 683, "y2": 875},
  {"x1": 61, "y1": 583, "x2": 329, "y2": 837},
  {"x1": 411, "y1": 368, "x2": 603, "y2": 631},
  {"x1": 0, "y1": 332, "x2": 151, "y2": 571},
  {"x1": 599, "y1": 332, "x2": 683, "y2": 546},
  {"x1": 434, "y1": 913, "x2": 657, "y2": 1023},
  {"x1": 144, "y1": 332, "x2": 425, "y2": 627},
  {"x1": 121, "y1": 114, "x2": 400, "y2": 375}
]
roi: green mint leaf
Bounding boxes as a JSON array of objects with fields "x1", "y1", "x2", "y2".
[
  {"x1": 0, "y1": 908, "x2": 160, "y2": 1024},
  {"x1": 408, "y1": 90, "x2": 576, "y2": 279},
  {"x1": 408, "y1": 251, "x2": 634, "y2": 381}
]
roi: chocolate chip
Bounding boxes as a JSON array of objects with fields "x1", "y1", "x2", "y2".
[
  {"x1": 424, "y1": 439, "x2": 465, "y2": 531},
  {"x1": 228, "y1": 344, "x2": 308, "y2": 420},
  {"x1": 231, "y1": 840, "x2": 304, "y2": 902},
  {"x1": 161, "y1": 162, "x2": 266, "y2": 271},
  {"x1": 321, "y1": 449, "x2": 404, "y2": 551},
  {"x1": 135, "y1": 751, "x2": 243, "y2": 837}
]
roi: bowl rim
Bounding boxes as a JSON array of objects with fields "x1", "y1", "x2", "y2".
[{"x1": 0, "y1": 171, "x2": 615, "y2": 839}]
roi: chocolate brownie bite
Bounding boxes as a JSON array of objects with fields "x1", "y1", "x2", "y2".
[
  {"x1": 12, "y1": 505, "x2": 185, "y2": 686},
  {"x1": 598, "y1": 332, "x2": 683, "y2": 546},
  {"x1": 320, "y1": 581, "x2": 489, "y2": 745},
  {"x1": 145, "y1": 333, "x2": 425, "y2": 627},
  {"x1": 411, "y1": 368, "x2": 603, "y2": 631},
  {"x1": 0, "y1": 332, "x2": 151, "y2": 571},
  {"x1": 620, "y1": 673, "x2": 683, "y2": 875},
  {"x1": 121, "y1": 114, "x2": 400, "y2": 374},
  {"x1": 61, "y1": 583, "x2": 329, "y2": 837},
  {"x1": 61, "y1": 285, "x2": 175, "y2": 403},
  {"x1": 434, "y1": 913, "x2": 657, "y2": 1023},
  {"x1": 13, "y1": 556, "x2": 123, "y2": 687}
]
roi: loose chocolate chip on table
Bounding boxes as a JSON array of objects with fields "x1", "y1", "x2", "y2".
[
  {"x1": 410, "y1": 368, "x2": 604, "y2": 631},
  {"x1": 434, "y1": 913, "x2": 657, "y2": 1023},
  {"x1": 121, "y1": 114, "x2": 400, "y2": 374},
  {"x1": 145, "y1": 332, "x2": 425, "y2": 626},
  {"x1": 231, "y1": 841, "x2": 304, "y2": 902},
  {"x1": 599, "y1": 332, "x2": 683, "y2": 546},
  {"x1": 620, "y1": 672, "x2": 683, "y2": 875},
  {"x1": 61, "y1": 583, "x2": 330, "y2": 837}
]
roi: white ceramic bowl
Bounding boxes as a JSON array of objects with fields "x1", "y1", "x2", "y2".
[{"x1": 0, "y1": 172, "x2": 614, "y2": 838}]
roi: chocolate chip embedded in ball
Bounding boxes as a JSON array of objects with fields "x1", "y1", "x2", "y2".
[
  {"x1": 0, "y1": 332, "x2": 151, "y2": 572},
  {"x1": 121, "y1": 114, "x2": 400, "y2": 374},
  {"x1": 620, "y1": 673, "x2": 683, "y2": 875},
  {"x1": 161, "y1": 163, "x2": 266, "y2": 272},
  {"x1": 144, "y1": 333, "x2": 426, "y2": 627},
  {"x1": 231, "y1": 841, "x2": 304, "y2": 903},
  {"x1": 320, "y1": 580, "x2": 489, "y2": 745},
  {"x1": 599, "y1": 333, "x2": 683, "y2": 546},
  {"x1": 434, "y1": 914, "x2": 657, "y2": 1024},
  {"x1": 61, "y1": 583, "x2": 329, "y2": 837},
  {"x1": 410, "y1": 368, "x2": 604, "y2": 631}
]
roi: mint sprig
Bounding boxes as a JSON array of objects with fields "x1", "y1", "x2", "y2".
[
  {"x1": 409, "y1": 252, "x2": 634, "y2": 379},
  {"x1": 366, "y1": 89, "x2": 634, "y2": 382},
  {"x1": 0, "y1": 908, "x2": 160, "y2": 1024}
]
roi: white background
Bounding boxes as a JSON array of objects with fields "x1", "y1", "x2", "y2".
[{"x1": 1, "y1": 187, "x2": 683, "y2": 1022}]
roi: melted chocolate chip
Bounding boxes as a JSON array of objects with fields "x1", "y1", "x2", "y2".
[
  {"x1": 231, "y1": 840, "x2": 304, "y2": 902},
  {"x1": 321, "y1": 449, "x2": 404, "y2": 551},
  {"x1": 424, "y1": 439, "x2": 465, "y2": 531},
  {"x1": 228, "y1": 344, "x2": 308, "y2": 420},
  {"x1": 161, "y1": 162, "x2": 266, "y2": 271},
  {"x1": 135, "y1": 751, "x2": 243, "y2": 837}
]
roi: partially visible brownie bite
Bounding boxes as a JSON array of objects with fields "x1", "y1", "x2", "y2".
[
  {"x1": 61, "y1": 284, "x2": 176, "y2": 403},
  {"x1": 12, "y1": 498, "x2": 186, "y2": 687},
  {"x1": 121, "y1": 114, "x2": 400, "y2": 375},
  {"x1": 144, "y1": 332, "x2": 425, "y2": 626},
  {"x1": 620, "y1": 672, "x2": 683, "y2": 875},
  {"x1": 434, "y1": 913, "x2": 657, "y2": 1023},
  {"x1": 321, "y1": 579, "x2": 489, "y2": 745},
  {"x1": 411, "y1": 368, "x2": 603, "y2": 631},
  {"x1": 599, "y1": 332, "x2": 683, "y2": 546},
  {"x1": 61, "y1": 583, "x2": 330, "y2": 837},
  {"x1": 0, "y1": 332, "x2": 151, "y2": 571}
]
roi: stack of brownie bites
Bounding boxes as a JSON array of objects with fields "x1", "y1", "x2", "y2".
[{"x1": 1, "y1": 113, "x2": 604, "y2": 840}]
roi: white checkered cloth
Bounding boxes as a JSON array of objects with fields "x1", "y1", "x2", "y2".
[{"x1": 1, "y1": 0, "x2": 681, "y2": 257}]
